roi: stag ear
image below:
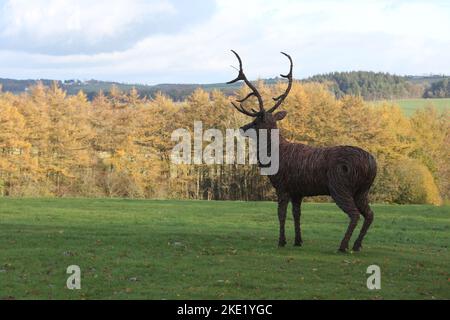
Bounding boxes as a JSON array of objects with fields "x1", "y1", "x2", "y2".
[{"x1": 273, "y1": 111, "x2": 287, "y2": 121}]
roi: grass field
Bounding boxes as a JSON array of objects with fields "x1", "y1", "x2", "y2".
[
  {"x1": 0, "y1": 198, "x2": 448, "y2": 300},
  {"x1": 375, "y1": 98, "x2": 450, "y2": 116}
]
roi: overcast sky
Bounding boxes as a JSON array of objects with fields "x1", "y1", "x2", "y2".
[{"x1": 0, "y1": 0, "x2": 449, "y2": 84}]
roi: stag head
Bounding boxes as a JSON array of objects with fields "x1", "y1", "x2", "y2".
[{"x1": 227, "y1": 50, "x2": 293, "y2": 135}]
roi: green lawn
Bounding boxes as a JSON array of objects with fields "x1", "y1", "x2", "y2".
[
  {"x1": 375, "y1": 98, "x2": 450, "y2": 116},
  {"x1": 0, "y1": 198, "x2": 448, "y2": 300}
]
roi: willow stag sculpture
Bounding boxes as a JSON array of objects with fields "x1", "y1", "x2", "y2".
[{"x1": 227, "y1": 50, "x2": 377, "y2": 252}]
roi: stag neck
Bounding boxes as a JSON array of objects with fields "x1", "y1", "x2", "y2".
[
  {"x1": 253, "y1": 128, "x2": 288, "y2": 166},
  {"x1": 278, "y1": 134, "x2": 289, "y2": 145},
  {"x1": 268, "y1": 125, "x2": 289, "y2": 145}
]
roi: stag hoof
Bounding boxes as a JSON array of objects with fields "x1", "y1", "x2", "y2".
[
  {"x1": 352, "y1": 243, "x2": 362, "y2": 252},
  {"x1": 294, "y1": 240, "x2": 303, "y2": 247},
  {"x1": 278, "y1": 240, "x2": 287, "y2": 247},
  {"x1": 338, "y1": 247, "x2": 348, "y2": 253}
]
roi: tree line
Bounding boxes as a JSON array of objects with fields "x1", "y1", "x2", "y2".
[
  {"x1": 2, "y1": 72, "x2": 448, "y2": 102},
  {"x1": 305, "y1": 71, "x2": 425, "y2": 100},
  {"x1": 0, "y1": 81, "x2": 448, "y2": 204},
  {"x1": 423, "y1": 78, "x2": 450, "y2": 98}
]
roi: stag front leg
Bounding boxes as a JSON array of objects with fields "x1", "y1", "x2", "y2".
[
  {"x1": 292, "y1": 196, "x2": 303, "y2": 246},
  {"x1": 277, "y1": 193, "x2": 289, "y2": 247}
]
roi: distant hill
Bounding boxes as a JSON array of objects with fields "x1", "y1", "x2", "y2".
[
  {"x1": 1, "y1": 73, "x2": 448, "y2": 101},
  {"x1": 0, "y1": 78, "x2": 241, "y2": 101},
  {"x1": 0, "y1": 78, "x2": 59, "y2": 94}
]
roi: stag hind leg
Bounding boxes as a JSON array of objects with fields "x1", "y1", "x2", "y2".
[
  {"x1": 330, "y1": 190, "x2": 360, "y2": 252},
  {"x1": 277, "y1": 192, "x2": 289, "y2": 247},
  {"x1": 352, "y1": 191, "x2": 374, "y2": 251},
  {"x1": 291, "y1": 196, "x2": 303, "y2": 246}
]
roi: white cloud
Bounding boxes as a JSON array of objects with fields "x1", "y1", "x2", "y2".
[
  {"x1": 0, "y1": 0, "x2": 449, "y2": 83},
  {"x1": 1, "y1": 0, "x2": 175, "y2": 41}
]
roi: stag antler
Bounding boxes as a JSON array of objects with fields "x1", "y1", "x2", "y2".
[
  {"x1": 267, "y1": 52, "x2": 293, "y2": 113},
  {"x1": 227, "y1": 50, "x2": 264, "y2": 117}
]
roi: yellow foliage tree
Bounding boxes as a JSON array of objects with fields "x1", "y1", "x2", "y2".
[{"x1": 0, "y1": 82, "x2": 447, "y2": 204}]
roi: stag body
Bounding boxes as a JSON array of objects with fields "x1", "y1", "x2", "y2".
[{"x1": 228, "y1": 50, "x2": 377, "y2": 252}]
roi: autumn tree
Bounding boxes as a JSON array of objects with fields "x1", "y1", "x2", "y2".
[{"x1": 0, "y1": 81, "x2": 447, "y2": 204}]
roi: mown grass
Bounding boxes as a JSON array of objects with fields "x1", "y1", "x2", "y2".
[
  {"x1": 375, "y1": 98, "x2": 450, "y2": 116},
  {"x1": 0, "y1": 198, "x2": 448, "y2": 300}
]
